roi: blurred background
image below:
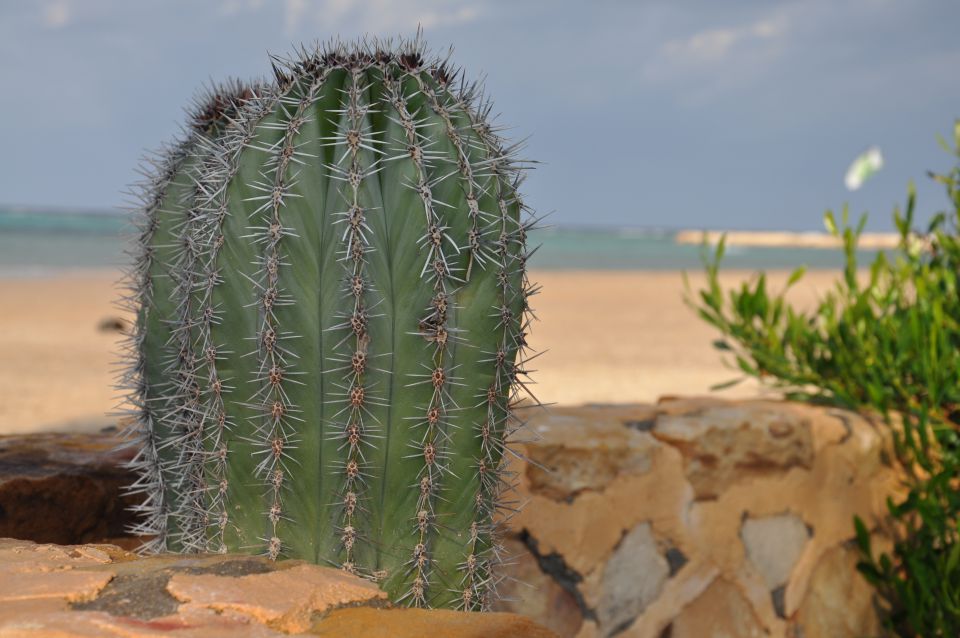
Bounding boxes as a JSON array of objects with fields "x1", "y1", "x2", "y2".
[{"x1": 1, "y1": 0, "x2": 958, "y2": 432}]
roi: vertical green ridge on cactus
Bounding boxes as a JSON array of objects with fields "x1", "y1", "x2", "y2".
[
  {"x1": 170, "y1": 117, "x2": 253, "y2": 553},
  {"x1": 207, "y1": 92, "x2": 288, "y2": 553},
  {"x1": 193, "y1": 90, "x2": 276, "y2": 554},
  {"x1": 146, "y1": 152, "x2": 202, "y2": 552},
  {"x1": 170, "y1": 89, "x2": 267, "y2": 554},
  {"x1": 371, "y1": 67, "x2": 452, "y2": 604},
  {"x1": 249, "y1": 75, "x2": 313, "y2": 562},
  {"x1": 363, "y1": 66, "x2": 430, "y2": 581},
  {"x1": 305, "y1": 66, "x2": 355, "y2": 565},
  {"x1": 125, "y1": 37, "x2": 538, "y2": 610},
  {"x1": 140, "y1": 165, "x2": 184, "y2": 540},
  {"x1": 325, "y1": 66, "x2": 385, "y2": 573},
  {"x1": 123, "y1": 80, "x2": 256, "y2": 553},
  {"x1": 192, "y1": 134, "x2": 237, "y2": 555},
  {"x1": 122, "y1": 139, "x2": 194, "y2": 553},
  {"x1": 167, "y1": 158, "x2": 208, "y2": 552},
  {"x1": 403, "y1": 73, "x2": 463, "y2": 608},
  {"x1": 406, "y1": 71, "x2": 503, "y2": 609},
  {"x1": 265, "y1": 66, "x2": 344, "y2": 563}
]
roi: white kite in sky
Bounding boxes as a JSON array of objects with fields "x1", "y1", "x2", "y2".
[{"x1": 844, "y1": 146, "x2": 884, "y2": 191}]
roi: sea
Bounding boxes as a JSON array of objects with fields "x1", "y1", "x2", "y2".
[{"x1": 0, "y1": 205, "x2": 889, "y2": 276}]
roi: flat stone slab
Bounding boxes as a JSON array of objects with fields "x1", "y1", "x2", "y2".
[{"x1": 0, "y1": 539, "x2": 557, "y2": 637}]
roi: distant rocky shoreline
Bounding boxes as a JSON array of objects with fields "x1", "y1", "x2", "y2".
[{"x1": 675, "y1": 229, "x2": 905, "y2": 249}]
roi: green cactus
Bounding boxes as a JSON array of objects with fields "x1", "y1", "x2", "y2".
[{"x1": 120, "y1": 36, "x2": 538, "y2": 610}]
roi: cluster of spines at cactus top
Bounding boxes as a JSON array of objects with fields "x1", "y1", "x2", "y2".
[{"x1": 118, "y1": 35, "x2": 539, "y2": 610}]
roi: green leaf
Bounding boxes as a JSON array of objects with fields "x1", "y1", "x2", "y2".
[
  {"x1": 947, "y1": 542, "x2": 960, "y2": 574},
  {"x1": 894, "y1": 205, "x2": 908, "y2": 238},
  {"x1": 710, "y1": 377, "x2": 745, "y2": 391},
  {"x1": 787, "y1": 265, "x2": 807, "y2": 287},
  {"x1": 823, "y1": 210, "x2": 838, "y2": 236},
  {"x1": 937, "y1": 133, "x2": 952, "y2": 154},
  {"x1": 736, "y1": 356, "x2": 758, "y2": 376},
  {"x1": 855, "y1": 212, "x2": 868, "y2": 237},
  {"x1": 854, "y1": 515, "x2": 872, "y2": 557}
]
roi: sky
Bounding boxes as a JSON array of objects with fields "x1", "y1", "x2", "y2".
[{"x1": 0, "y1": 0, "x2": 958, "y2": 230}]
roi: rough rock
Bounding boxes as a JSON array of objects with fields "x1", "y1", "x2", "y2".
[
  {"x1": 167, "y1": 563, "x2": 384, "y2": 633},
  {"x1": 594, "y1": 522, "x2": 669, "y2": 634},
  {"x1": 652, "y1": 400, "x2": 815, "y2": 500},
  {"x1": 789, "y1": 543, "x2": 881, "y2": 638},
  {"x1": 492, "y1": 537, "x2": 584, "y2": 637},
  {"x1": 666, "y1": 578, "x2": 767, "y2": 638},
  {"x1": 0, "y1": 431, "x2": 140, "y2": 547},
  {"x1": 500, "y1": 398, "x2": 901, "y2": 638},
  {"x1": 740, "y1": 513, "x2": 810, "y2": 590},
  {"x1": 313, "y1": 607, "x2": 558, "y2": 637},
  {"x1": 523, "y1": 405, "x2": 657, "y2": 502},
  {"x1": 507, "y1": 404, "x2": 677, "y2": 576},
  {"x1": 0, "y1": 539, "x2": 557, "y2": 637}
]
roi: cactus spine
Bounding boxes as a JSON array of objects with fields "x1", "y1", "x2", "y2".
[{"x1": 120, "y1": 36, "x2": 537, "y2": 609}]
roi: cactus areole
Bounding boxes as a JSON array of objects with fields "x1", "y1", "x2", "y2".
[{"x1": 120, "y1": 36, "x2": 538, "y2": 610}]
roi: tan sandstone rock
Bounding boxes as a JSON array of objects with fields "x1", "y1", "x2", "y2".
[
  {"x1": 495, "y1": 537, "x2": 584, "y2": 637},
  {"x1": 312, "y1": 607, "x2": 559, "y2": 637},
  {"x1": 167, "y1": 563, "x2": 386, "y2": 633},
  {"x1": 0, "y1": 539, "x2": 556, "y2": 637},
  {"x1": 498, "y1": 399, "x2": 901, "y2": 638},
  {"x1": 652, "y1": 399, "x2": 815, "y2": 500},
  {"x1": 789, "y1": 543, "x2": 881, "y2": 638},
  {"x1": 666, "y1": 577, "x2": 767, "y2": 638}
]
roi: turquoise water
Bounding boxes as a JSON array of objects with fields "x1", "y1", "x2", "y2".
[{"x1": 0, "y1": 206, "x2": 885, "y2": 274}]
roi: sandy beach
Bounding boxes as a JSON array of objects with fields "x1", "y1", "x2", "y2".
[{"x1": 0, "y1": 268, "x2": 845, "y2": 434}]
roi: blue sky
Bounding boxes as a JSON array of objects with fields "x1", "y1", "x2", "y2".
[{"x1": 0, "y1": 0, "x2": 957, "y2": 230}]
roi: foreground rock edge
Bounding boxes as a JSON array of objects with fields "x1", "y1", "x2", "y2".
[{"x1": 0, "y1": 538, "x2": 557, "y2": 637}]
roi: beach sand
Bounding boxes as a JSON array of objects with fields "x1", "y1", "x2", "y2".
[{"x1": 0, "y1": 268, "x2": 844, "y2": 434}]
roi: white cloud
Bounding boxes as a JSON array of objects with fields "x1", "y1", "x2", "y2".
[
  {"x1": 638, "y1": 6, "x2": 799, "y2": 106},
  {"x1": 293, "y1": 0, "x2": 481, "y2": 35},
  {"x1": 219, "y1": 0, "x2": 265, "y2": 16},
  {"x1": 221, "y1": 0, "x2": 481, "y2": 36},
  {"x1": 284, "y1": 0, "x2": 308, "y2": 34},
  {"x1": 414, "y1": 5, "x2": 479, "y2": 30},
  {"x1": 660, "y1": 14, "x2": 788, "y2": 67},
  {"x1": 41, "y1": 1, "x2": 70, "y2": 28}
]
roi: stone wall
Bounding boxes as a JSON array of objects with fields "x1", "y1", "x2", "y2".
[
  {"x1": 494, "y1": 397, "x2": 902, "y2": 638},
  {"x1": 0, "y1": 398, "x2": 902, "y2": 636}
]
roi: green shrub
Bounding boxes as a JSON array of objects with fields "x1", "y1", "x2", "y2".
[{"x1": 687, "y1": 122, "x2": 960, "y2": 636}]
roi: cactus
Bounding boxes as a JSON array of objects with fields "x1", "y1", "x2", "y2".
[{"x1": 119, "y1": 36, "x2": 538, "y2": 610}]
